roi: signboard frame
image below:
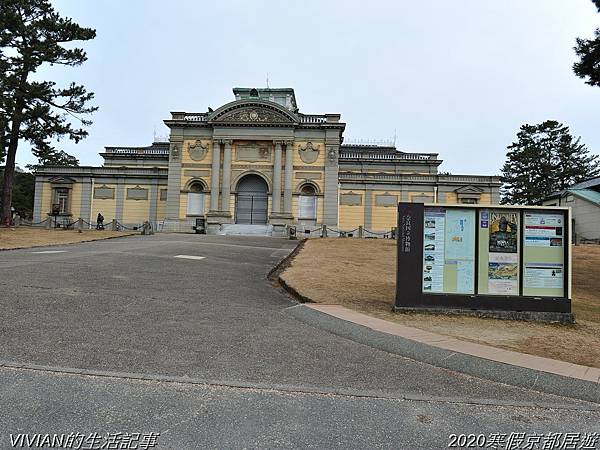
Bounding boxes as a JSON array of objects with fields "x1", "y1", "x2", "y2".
[{"x1": 395, "y1": 203, "x2": 571, "y2": 314}]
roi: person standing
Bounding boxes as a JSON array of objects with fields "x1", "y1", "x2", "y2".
[{"x1": 96, "y1": 212, "x2": 104, "y2": 230}]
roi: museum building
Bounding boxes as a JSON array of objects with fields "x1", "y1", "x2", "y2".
[{"x1": 33, "y1": 87, "x2": 501, "y2": 234}]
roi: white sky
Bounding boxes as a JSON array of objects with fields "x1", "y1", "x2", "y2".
[{"x1": 18, "y1": 0, "x2": 600, "y2": 175}]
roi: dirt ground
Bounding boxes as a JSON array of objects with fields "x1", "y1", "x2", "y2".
[
  {"x1": 281, "y1": 238, "x2": 600, "y2": 368},
  {"x1": 0, "y1": 227, "x2": 137, "y2": 250}
]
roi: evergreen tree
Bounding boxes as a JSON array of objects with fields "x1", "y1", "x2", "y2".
[
  {"x1": 0, "y1": 0, "x2": 97, "y2": 225},
  {"x1": 573, "y1": 0, "x2": 600, "y2": 87},
  {"x1": 501, "y1": 121, "x2": 599, "y2": 205},
  {"x1": 26, "y1": 148, "x2": 79, "y2": 171}
]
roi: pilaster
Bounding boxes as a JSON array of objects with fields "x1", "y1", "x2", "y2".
[
  {"x1": 210, "y1": 140, "x2": 221, "y2": 212},
  {"x1": 283, "y1": 140, "x2": 294, "y2": 216},
  {"x1": 323, "y1": 144, "x2": 340, "y2": 226},
  {"x1": 166, "y1": 139, "x2": 183, "y2": 219},
  {"x1": 33, "y1": 180, "x2": 44, "y2": 223},
  {"x1": 220, "y1": 140, "x2": 233, "y2": 215},
  {"x1": 271, "y1": 140, "x2": 283, "y2": 214}
]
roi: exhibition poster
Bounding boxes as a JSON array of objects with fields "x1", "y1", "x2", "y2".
[{"x1": 488, "y1": 211, "x2": 518, "y2": 253}]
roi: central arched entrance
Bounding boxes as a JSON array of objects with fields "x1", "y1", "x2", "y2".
[{"x1": 235, "y1": 174, "x2": 268, "y2": 224}]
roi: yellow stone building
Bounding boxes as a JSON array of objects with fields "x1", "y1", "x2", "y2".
[{"x1": 33, "y1": 87, "x2": 500, "y2": 235}]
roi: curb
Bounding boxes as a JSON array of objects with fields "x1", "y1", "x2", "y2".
[
  {"x1": 266, "y1": 238, "x2": 306, "y2": 281},
  {"x1": 285, "y1": 304, "x2": 600, "y2": 405}
]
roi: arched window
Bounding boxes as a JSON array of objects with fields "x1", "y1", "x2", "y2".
[
  {"x1": 298, "y1": 184, "x2": 317, "y2": 220},
  {"x1": 187, "y1": 182, "x2": 205, "y2": 216}
]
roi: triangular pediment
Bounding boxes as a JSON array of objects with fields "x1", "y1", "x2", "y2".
[
  {"x1": 48, "y1": 176, "x2": 76, "y2": 184},
  {"x1": 455, "y1": 185, "x2": 484, "y2": 194}
]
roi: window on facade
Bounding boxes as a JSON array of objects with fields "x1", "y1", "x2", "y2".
[
  {"x1": 55, "y1": 188, "x2": 69, "y2": 214},
  {"x1": 187, "y1": 182, "x2": 205, "y2": 216},
  {"x1": 299, "y1": 184, "x2": 317, "y2": 220}
]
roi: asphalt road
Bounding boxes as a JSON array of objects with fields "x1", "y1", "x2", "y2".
[{"x1": 0, "y1": 234, "x2": 598, "y2": 449}]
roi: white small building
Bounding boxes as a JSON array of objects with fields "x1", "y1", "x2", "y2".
[{"x1": 543, "y1": 176, "x2": 600, "y2": 243}]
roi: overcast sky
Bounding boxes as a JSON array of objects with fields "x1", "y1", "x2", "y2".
[{"x1": 18, "y1": 0, "x2": 600, "y2": 175}]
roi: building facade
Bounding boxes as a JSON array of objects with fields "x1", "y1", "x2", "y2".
[{"x1": 33, "y1": 87, "x2": 500, "y2": 234}]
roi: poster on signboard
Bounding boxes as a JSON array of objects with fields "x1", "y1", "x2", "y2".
[
  {"x1": 489, "y1": 211, "x2": 518, "y2": 253},
  {"x1": 422, "y1": 209, "x2": 445, "y2": 293},
  {"x1": 488, "y1": 260, "x2": 519, "y2": 295},
  {"x1": 445, "y1": 210, "x2": 475, "y2": 260},
  {"x1": 444, "y1": 209, "x2": 476, "y2": 294},
  {"x1": 524, "y1": 213, "x2": 564, "y2": 247},
  {"x1": 524, "y1": 264, "x2": 564, "y2": 289}
]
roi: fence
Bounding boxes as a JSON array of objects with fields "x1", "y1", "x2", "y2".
[
  {"x1": 12, "y1": 216, "x2": 155, "y2": 234},
  {"x1": 289, "y1": 224, "x2": 396, "y2": 239},
  {"x1": 9, "y1": 217, "x2": 395, "y2": 239}
]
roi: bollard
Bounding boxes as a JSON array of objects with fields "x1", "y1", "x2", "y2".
[
  {"x1": 358, "y1": 225, "x2": 363, "y2": 238},
  {"x1": 321, "y1": 224, "x2": 327, "y2": 238},
  {"x1": 391, "y1": 226, "x2": 397, "y2": 239},
  {"x1": 77, "y1": 218, "x2": 83, "y2": 233},
  {"x1": 110, "y1": 219, "x2": 117, "y2": 231},
  {"x1": 46, "y1": 216, "x2": 52, "y2": 229}
]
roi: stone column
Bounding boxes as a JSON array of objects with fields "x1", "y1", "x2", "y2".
[
  {"x1": 272, "y1": 141, "x2": 282, "y2": 214},
  {"x1": 283, "y1": 141, "x2": 294, "y2": 215},
  {"x1": 210, "y1": 140, "x2": 221, "y2": 211},
  {"x1": 220, "y1": 140, "x2": 232, "y2": 214}
]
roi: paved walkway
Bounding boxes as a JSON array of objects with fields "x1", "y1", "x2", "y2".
[{"x1": 306, "y1": 304, "x2": 600, "y2": 384}]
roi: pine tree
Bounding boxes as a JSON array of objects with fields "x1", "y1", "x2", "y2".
[
  {"x1": 0, "y1": 0, "x2": 97, "y2": 224},
  {"x1": 573, "y1": 0, "x2": 600, "y2": 87},
  {"x1": 501, "y1": 121, "x2": 600, "y2": 205}
]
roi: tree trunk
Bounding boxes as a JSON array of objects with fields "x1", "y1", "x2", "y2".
[
  {"x1": 1, "y1": 66, "x2": 29, "y2": 226},
  {"x1": 1, "y1": 98, "x2": 24, "y2": 225}
]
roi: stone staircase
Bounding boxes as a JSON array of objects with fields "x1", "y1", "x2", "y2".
[{"x1": 219, "y1": 224, "x2": 273, "y2": 236}]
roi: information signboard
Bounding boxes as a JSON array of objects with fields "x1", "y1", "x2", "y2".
[{"x1": 396, "y1": 203, "x2": 571, "y2": 315}]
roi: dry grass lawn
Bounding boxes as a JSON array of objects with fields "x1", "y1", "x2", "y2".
[
  {"x1": 0, "y1": 227, "x2": 137, "y2": 250},
  {"x1": 281, "y1": 238, "x2": 600, "y2": 368}
]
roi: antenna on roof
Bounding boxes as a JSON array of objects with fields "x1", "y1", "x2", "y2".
[
  {"x1": 393, "y1": 128, "x2": 397, "y2": 147},
  {"x1": 266, "y1": 73, "x2": 270, "y2": 89}
]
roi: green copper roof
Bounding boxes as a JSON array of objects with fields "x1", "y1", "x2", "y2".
[{"x1": 569, "y1": 189, "x2": 600, "y2": 206}]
